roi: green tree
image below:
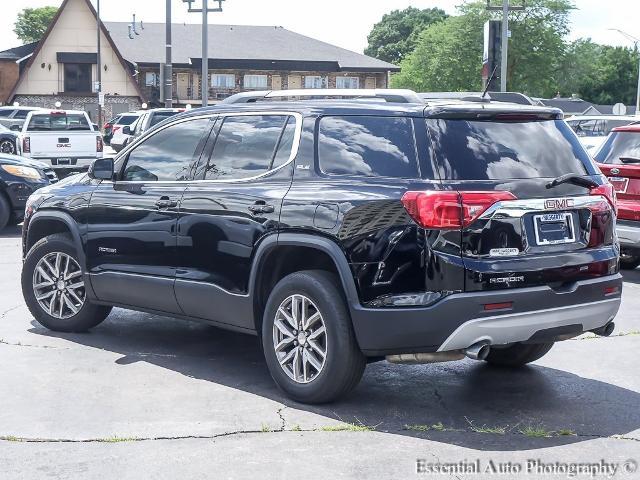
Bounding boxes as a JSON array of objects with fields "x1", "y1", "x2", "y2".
[
  {"x1": 364, "y1": 7, "x2": 448, "y2": 64},
  {"x1": 14, "y1": 6, "x2": 58, "y2": 43},
  {"x1": 392, "y1": 0, "x2": 574, "y2": 97}
]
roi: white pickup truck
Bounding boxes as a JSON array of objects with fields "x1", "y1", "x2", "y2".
[{"x1": 18, "y1": 109, "x2": 103, "y2": 173}]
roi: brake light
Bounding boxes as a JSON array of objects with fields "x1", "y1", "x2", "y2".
[
  {"x1": 590, "y1": 183, "x2": 617, "y2": 215},
  {"x1": 484, "y1": 302, "x2": 513, "y2": 311},
  {"x1": 96, "y1": 136, "x2": 103, "y2": 152},
  {"x1": 401, "y1": 190, "x2": 516, "y2": 229},
  {"x1": 112, "y1": 126, "x2": 121, "y2": 133},
  {"x1": 103, "y1": 123, "x2": 111, "y2": 129},
  {"x1": 22, "y1": 136, "x2": 30, "y2": 153}
]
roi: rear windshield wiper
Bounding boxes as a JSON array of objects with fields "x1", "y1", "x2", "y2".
[
  {"x1": 620, "y1": 156, "x2": 640, "y2": 164},
  {"x1": 546, "y1": 173, "x2": 599, "y2": 190}
]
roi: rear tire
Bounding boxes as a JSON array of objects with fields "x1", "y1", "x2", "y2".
[
  {"x1": 21, "y1": 233, "x2": 112, "y2": 332},
  {"x1": 0, "y1": 194, "x2": 10, "y2": 231},
  {"x1": 484, "y1": 342, "x2": 554, "y2": 367},
  {"x1": 0, "y1": 138, "x2": 16, "y2": 154},
  {"x1": 261, "y1": 270, "x2": 366, "y2": 404},
  {"x1": 620, "y1": 255, "x2": 640, "y2": 270}
]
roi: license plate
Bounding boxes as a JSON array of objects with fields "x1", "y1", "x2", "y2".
[
  {"x1": 608, "y1": 177, "x2": 629, "y2": 193},
  {"x1": 57, "y1": 158, "x2": 71, "y2": 165},
  {"x1": 533, "y1": 212, "x2": 575, "y2": 245}
]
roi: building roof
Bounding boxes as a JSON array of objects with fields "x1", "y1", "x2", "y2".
[
  {"x1": 103, "y1": 22, "x2": 399, "y2": 72},
  {"x1": 0, "y1": 41, "x2": 38, "y2": 61},
  {"x1": 540, "y1": 97, "x2": 595, "y2": 115}
]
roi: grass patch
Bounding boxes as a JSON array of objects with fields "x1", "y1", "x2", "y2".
[
  {"x1": 519, "y1": 425, "x2": 554, "y2": 438},
  {"x1": 101, "y1": 436, "x2": 138, "y2": 443},
  {"x1": 0, "y1": 436, "x2": 20, "y2": 442},
  {"x1": 404, "y1": 424, "x2": 431, "y2": 432},
  {"x1": 291, "y1": 425, "x2": 302, "y2": 432},
  {"x1": 465, "y1": 417, "x2": 506, "y2": 435},
  {"x1": 320, "y1": 418, "x2": 376, "y2": 432},
  {"x1": 557, "y1": 429, "x2": 576, "y2": 436},
  {"x1": 260, "y1": 424, "x2": 272, "y2": 433}
]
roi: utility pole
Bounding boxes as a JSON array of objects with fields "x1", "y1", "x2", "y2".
[
  {"x1": 165, "y1": 0, "x2": 173, "y2": 107},
  {"x1": 608, "y1": 29, "x2": 640, "y2": 116},
  {"x1": 183, "y1": 0, "x2": 225, "y2": 107},
  {"x1": 96, "y1": 0, "x2": 102, "y2": 127},
  {"x1": 486, "y1": 1, "x2": 525, "y2": 92}
]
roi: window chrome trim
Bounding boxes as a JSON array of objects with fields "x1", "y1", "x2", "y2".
[{"x1": 110, "y1": 111, "x2": 303, "y2": 185}]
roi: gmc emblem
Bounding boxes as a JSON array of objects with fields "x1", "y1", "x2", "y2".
[
  {"x1": 57, "y1": 143, "x2": 71, "y2": 148},
  {"x1": 544, "y1": 198, "x2": 574, "y2": 210}
]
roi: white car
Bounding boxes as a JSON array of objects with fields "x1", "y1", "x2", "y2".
[
  {"x1": 17, "y1": 109, "x2": 103, "y2": 173},
  {"x1": 109, "y1": 111, "x2": 144, "y2": 152},
  {"x1": 566, "y1": 115, "x2": 638, "y2": 151}
]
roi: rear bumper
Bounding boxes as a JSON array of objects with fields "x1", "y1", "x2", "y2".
[
  {"x1": 350, "y1": 274, "x2": 622, "y2": 356},
  {"x1": 617, "y1": 219, "x2": 640, "y2": 252}
]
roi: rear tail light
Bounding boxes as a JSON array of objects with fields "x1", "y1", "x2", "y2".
[
  {"x1": 96, "y1": 136, "x2": 103, "y2": 152},
  {"x1": 401, "y1": 190, "x2": 516, "y2": 229},
  {"x1": 113, "y1": 126, "x2": 121, "y2": 133},
  {"x1": 22, "y1": 136, "x2": 30, "y2": 153},
  {"x1": 590, "y1": 183, "x2": 617, "y2": 215},
  {"x1": 484, "y1": 301, "x2": 513, "y2": 311},
  {"x1": 103, "y1": 122, "x2": 111, "y2": 130}
]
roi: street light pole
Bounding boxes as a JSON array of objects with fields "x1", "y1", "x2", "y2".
[
  {"x1": 608, "y1": 29, "x2": 640, "y2": 116},
  {"x1": 183, "y1": 0, "x2": 224, "y2": 107},
  {"x1": 500, "y1": 0, "x2": 508, "y2": 92},
  {"x1": 202, "y1": 0, "x2": 208, "y2": 107},
  {"x1": 96, "y1": 0, "x2": 102, "y2": 127},
  {"x1": 165, "y1": 0, "x2": 173, "y2": 108}
]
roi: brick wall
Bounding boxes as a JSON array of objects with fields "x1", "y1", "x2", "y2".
[
  {"x1": 0, "y1": 60, "x2": 20, "y2": 105},
  {"x1": 137, "y1": 67, "x2": 389, "y2": 106}
]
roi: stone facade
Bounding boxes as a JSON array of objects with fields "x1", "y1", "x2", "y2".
[
  {"x1": 0, "y1": 60, "x2": 20, "y2": 105},
  {"x1": 12, "y1": 94, "x2": 140, "y2": 122},
  {"x1": 137, "y1": 67, "x2": 389, "y2": 107}
]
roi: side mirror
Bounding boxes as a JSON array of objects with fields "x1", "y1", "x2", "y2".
[
  {"x1": 88, "y1": 158, "x2": 114, "y2": 180},
  {"x1": 122, "y1": 125, "x2": 131, "y2": 135},
  {"x1": 9, "y1": 124, "x2": 20, "y2": 131}
]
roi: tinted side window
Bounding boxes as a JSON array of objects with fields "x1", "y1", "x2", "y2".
[
  {"x1": 204, "y1": 115, "x2": 294, "y2": 180},
  {"x1": 318, "y1": 116, "x2": 419, "y2": 178},
  {"x1": 0, "y1": 110, "x2": 14, "y2": 118},
  {"x1": 122, "y1": 118, "x2": 210, "y2": 181},
  {"x1": 13, "y1": 110, "x2": 31, "y2": 119}
]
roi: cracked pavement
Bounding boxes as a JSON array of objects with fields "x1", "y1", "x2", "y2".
[{"x1": 1, "y1": 225, "x2": 640, "y2": 479}]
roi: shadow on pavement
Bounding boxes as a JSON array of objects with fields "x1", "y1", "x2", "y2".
[
  {"x1": 29, "y1": 308, "x2": 640, "y2": 451},
  {"x1": 621, "y1": 267, "x2": 640, "y2": 285},
  {"x1": 0, "y1": 225, "x2": 21, "y2": 239}
]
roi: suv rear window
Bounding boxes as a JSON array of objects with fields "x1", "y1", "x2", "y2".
[
  {"x1": 427, "y1": 119, "x2": 594, "y2": 180},
  {"x1": 149, "y1": 111, "x2": 179, "y2": 127},
  {"x1": 117, "y1": 115, "x2": 139, "y2": 126},
  {"x1": 27, "y1": 113, "x2": 91, "y2": 131},
  {"x1": 594, "y1": 131, "x2": 640, "y2": 164},
  {"x1": 318, "y1": 116, "x2": 419, "y2": 178}
]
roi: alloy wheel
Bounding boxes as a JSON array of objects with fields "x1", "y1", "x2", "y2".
[
  {"x1": 32, "y1": 252, "x2": 85, "y2": 319},
  {"x1": 0, "y1": 140, "x2": 15, "y2": 154},
  {"x1": 272, "y1": 294, "x2": 328, "y2": 384}
]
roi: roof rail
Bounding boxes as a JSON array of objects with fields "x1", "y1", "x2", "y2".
[{"x1": 221, "y1": 89, "x2": 422, "y2": 105}]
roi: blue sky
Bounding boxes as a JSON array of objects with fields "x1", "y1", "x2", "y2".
[{"x1": 1, "y1": 0, "x2": 638, "y2": 53}]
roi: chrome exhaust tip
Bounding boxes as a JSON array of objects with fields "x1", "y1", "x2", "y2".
[
  {"x1": 464, "y1": 342, "x2": 491, "y2": 361},
  {"x1": 590, "y1": 321, "x2": 615, "y2": 337}
]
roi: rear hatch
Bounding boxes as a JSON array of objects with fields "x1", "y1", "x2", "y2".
[
  {"x1": 425, "y1": 111, "x2": 618, "y2": 292},
  {"x1": 594, "y1": 129, "x2": 640, "y2": 222},
  {"x1": 25, "y1": 112, "x2": 98, "y2": 161}
]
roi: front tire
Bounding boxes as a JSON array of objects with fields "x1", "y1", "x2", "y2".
[
  {"x1": 0, "y1": 194, "x2": 10, "y2": 230},
  {"x1": 262, "y1": 270, "x2": 366, "y2": 404},
  {"x1": 0, "y1": 138, "x2": 16, "y2": 154},
  {"x1": 21, "y1": 233, "x2": 112, "y2": 332},
  {"x1": 484, "y1": 342, "x2": 554, "y2": 367}
]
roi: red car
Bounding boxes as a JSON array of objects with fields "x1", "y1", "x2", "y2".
[{"x1": 594, "y1": 124, "x2": 640, "y2": 269}]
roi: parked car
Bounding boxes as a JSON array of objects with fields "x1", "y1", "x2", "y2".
[
  {"x1": 0, "y1": 153, "x2": 56, "y2": 230},
  {"x1": 0, "y1": 123, "x2": 19, "y2": 154},
  {"x1": 593, "y1": 124, "x2": 640, "y2": 269},
  {"x1": 17, "y1": 109, "x2": 103, "y2": 174},
  {"x1": 121, "y1": 108, "x2": 185, "y2": 149},
  {"x1": 0, "y1": 106, "x2": 44, "y2": 130},
  {"x1": 566, "y1": 115, "x2": 638, "y2": 151},
  {"x1": 109, "y1": 112, "x2": 143, "y2": 152},
  {"x1": 20, "y1": 91, "x2": 622, "y2": 403}
]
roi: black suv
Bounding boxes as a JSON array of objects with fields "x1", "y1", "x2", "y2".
[{"x1": 20, "y1": 91, "x2": 622, "y2": 403}]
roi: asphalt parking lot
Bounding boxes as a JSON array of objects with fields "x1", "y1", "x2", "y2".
[{"x1": 1, "y1": 225, "x2": 639, "y2": 479}]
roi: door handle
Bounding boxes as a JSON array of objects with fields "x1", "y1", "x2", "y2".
[
  {"x1": 155, "y1": 197, "x2": 178, "y2": 209},
  {"x1": 248, "y1": 203, "x2": 274, "y2": 214}
]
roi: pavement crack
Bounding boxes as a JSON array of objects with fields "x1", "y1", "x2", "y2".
[
  {"x1": 276, "y1": 406, "x2": 287, "y2": 432},
  {"x1": 0, "y1": 304, "x2": 22, "y2": 319},
  {"x1": 0, "y1": 339, "x2": 65, "y2": 349}
]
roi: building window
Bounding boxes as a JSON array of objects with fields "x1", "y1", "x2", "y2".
[
  {"x1": 145, "y1": 72, "x2": 158, "y2": 87},
  {"x1": 304, "y1": 76, "x2": 326, "y2": 89},
  {"x1": 64, "y1": 63, "x2": 92, "y2": 93},
  {"x1": 212, "y1": 74, "x2": 236, "y2": 88},
  {"x1": 336, "y1": 76, "x2": 359, "y2": 89},
  {"x1": 244, "y1": 74, "x2": 268, "y2": 89}
]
